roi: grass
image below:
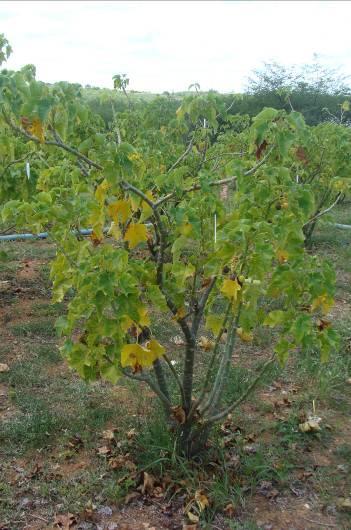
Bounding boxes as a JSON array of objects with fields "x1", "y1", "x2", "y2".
[{"x1": 10, "y1": 319, "x2": 56, "y2": 338}]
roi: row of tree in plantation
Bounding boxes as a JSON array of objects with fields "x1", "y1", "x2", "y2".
[
  {"x1": 0, "y1": 34, "x2": 349, "y2": 456},
  {"x1": 85, "y1": 60, "x2": 351, "y2": 127}
]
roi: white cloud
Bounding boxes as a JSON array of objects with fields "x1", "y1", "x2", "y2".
[{"x1": 1, "y1": 0, "x2": 351, "y2": 92}]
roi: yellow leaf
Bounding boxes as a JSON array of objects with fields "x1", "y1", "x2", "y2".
[
  {"x1": 127, "y1": 152, "x2": 141, "y2": 162},
  {"x1": 108, "y1": 199, "x2": 131, "y2": 224},
  {"x1": 311, "y1": 294, "x2": 334, "y2": 315},
  {"x1": 145, "y1": 339, "x2": 165, "y2": 359},
  {"x1": 95, "y1": 179, "x2": 110, "y2": 205},
  {"x1": 28, "y1": 117, "x2": 45, "y2": 143},
  {"x1": 121, "y1": 340, "x2": 164, "y2": 368},
  {"x1": 276, "y1": 249, "x2": 289, "y2": 264},
  {"x1": 121, "y1": 343, "x2": 150, "y2": 368},
  {"x1": 90, "y1": 230, "x2": 103, "y2": 245},
  {"x1": 186, "y1": 512, "x2": 199, "y2": 524},
  {"x1": 108, "y1": 222, "x2": 121, "y2": 240},
  {"x1": 138, "y1": 306, "x2": 151, "y2": 327},
  {"x1": 174, "y1": 306, "x2": 187, "y2": 320},
  {"x1": 237, "y1": 327, "x2": 253, "y2": 342},
  {"x1": 180, "y1": 222, "x2": 193, "y2": 236},
  {"x1": 124, "y1": 223, "x2": 148, "y2": 248},
  {"x1": 140, "y1": 191, "x2": 154, "y2": 222},
  {"x1": 195, "y1": 490, "x2": 210, "y2": 511},
  {"x1": 221, "y1": 278, "x2": 241, "y2": 300},
  {"x1": 205, "y1": 314, "x2": 224, "y2": 336}
]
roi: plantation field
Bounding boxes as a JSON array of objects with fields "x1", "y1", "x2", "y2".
[{"x1": 0, "y1": 205, "x2": 350, "y2": 530}]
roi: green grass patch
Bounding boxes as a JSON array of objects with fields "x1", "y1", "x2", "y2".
[{"x1": 10, "y1": 319, "x2": 56, "y2": 338}]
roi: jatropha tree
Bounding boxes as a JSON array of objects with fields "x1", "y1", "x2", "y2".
[{"x1": 1, "y1": 39, "x2": 338, "y2": 456}]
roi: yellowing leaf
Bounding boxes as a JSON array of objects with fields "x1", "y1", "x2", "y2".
[
  {"x1": 121, "y1": 343, "x2": 150, "y2": 368},
  {"x1": 140, "y1": 191, "x2": 154, "y2": 222},
  {"x1": 108, "y1": 199, "x2": 131, "y2": 224},
  {"x1": 124, "y1": 223, "x2": 148, "y2": 248},
  {"x1": 195, "y1": 490, "x2": 210, "y2": 511},
  {"x1": 128, "y1": 152, "x2": 141, "y2": 162},
  {"x1": 90, "y1": 230, "x2": 103, "y2": 245},
  {"x1": 205, "y1": 315, "x2": 224, "y2": 336},
  {"x1": 310, "y1": 294, "x2": 334, "y2": 315},
  {"x1": 108, "y1": 222, "x2": 121, "y2": 240},
  {"x1": 145, "y1": 339, "x2": 165, "y2": 358},
  {"x1": 95, "y1": 179, "x2": 110, "y2": 205},
  {"x1": 138, "y1": 306, "x2": 150, "y2": 327},
  {"x1": 221, "y1": 278, "x2": 241, "y2": 300},
  {"x1": 187, "y1": 512, "x2": 199, "y2": 524},
  {"x1": 121, "y1": 339, "x2": 164, "y2": 369},
  {"x1": 28, "y1": 117, "x2": 45, "y2": 143},
  {"x1": 180, "y1": 222, "x2": 193, "y2": 236},
  {"x1": 237, "y1": 327, "x2": 253, "y2": 342},
  {"x1": 276, "y1": 249, "x2": 289, "y2": 264},
  {"x1": 174, "y1": 306, "x2": 187, "y2": 320}
]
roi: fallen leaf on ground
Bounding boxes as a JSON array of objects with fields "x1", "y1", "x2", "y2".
[
  {"x1": 198, "y1": 336, "x2": 214, "y2": 351},
  {"x1": 186, "y1": 512, "x2": 199, "y2": 523},
  {"x1": 126, "y1": 428, "x2": 137, "y2": 439},
  {"x1": 299, "y1": 416, "x2": 322, "y2": 433},
  {"x1": 0, "y1": 281, "x2": 10, "y2": 292},
  {"x1": 171, "y1": 335, "x2": 185, "y2": 346},
  {"x1": 195, "y1": 490, "x2": 209, "y2": 510},
  {"x1": 223, "y1": 503, "x2": 236, "y2": 518},
  {"x1": 102, "y1": 429, "x2": 116, "y2": 441},
  {"x1": 140, "y1": 471, "x2": 156, "y2": 495},
  {"x1": 338, "y1": 498, "x2": 351, "y2": 512},
  {"x1": 0, "y1": 364, "x2": 9, "y2": 372},
  {"x1": 97, "y1": 445, "x2": 112, "y2": 456},
  {"x1": 67, "y1": 434, "x2": 83, "y2": 450},
  {"x1": 108, "y1": 454, "x2": 136, "y2": 472},
  {"x1": 124, "y1": 491, "x2": 141, "y2": 504},
  {"x1": 53, "y1": 513, "x2": 77, "y2": 529}
]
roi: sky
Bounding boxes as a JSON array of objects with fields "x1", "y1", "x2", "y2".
[{"x1": 1, "y1": 1, "x2": 351, "y2": 93}]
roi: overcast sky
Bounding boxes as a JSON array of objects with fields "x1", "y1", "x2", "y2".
[{"x1": 1, "y1": 1, "x2": 351, "y2": 93}]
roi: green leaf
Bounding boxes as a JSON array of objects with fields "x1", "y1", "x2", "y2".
[{"x1": 264, "y1": 310, "x2": 286, "y2": 328}]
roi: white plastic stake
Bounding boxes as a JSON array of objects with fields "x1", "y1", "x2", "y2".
[
  {"x1": 26, "y1": 161, "x2": 30, "y2": 180},
  {"x1": 214, "y1": 213, "x2": 217, "y2": 245}
]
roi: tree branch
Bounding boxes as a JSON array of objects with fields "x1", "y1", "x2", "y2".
[
  {"x1": 303, "y1": 192, "x2": 342, "y2": 227},
  {"x1": 191, "y1": 277, "x2": 217, "y2": 337},
  {"x1": 3, "y1": 111, "x2": 103, "y2": 170},
  {"x1": 155, "y1": 146, "x2": 275, "y2": 207},
  {"x1": 0, "y1": 151, "x2": 36, "y2": 180},
  {"x1": 167, "y1": 136, "x2": 194, "y2": 173},
  {"x1": 204, "y1": 354, "x2": 275, "y2": 424},
  {"x1": 187, "y1": 301, "x2": 232, "y2": 422},
  {"x1": 122, "y1": 368, "x2": 172, "y2": 409},
  {"x1": 163, "y1": 353, "x2": 186, "y2": 406}
]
